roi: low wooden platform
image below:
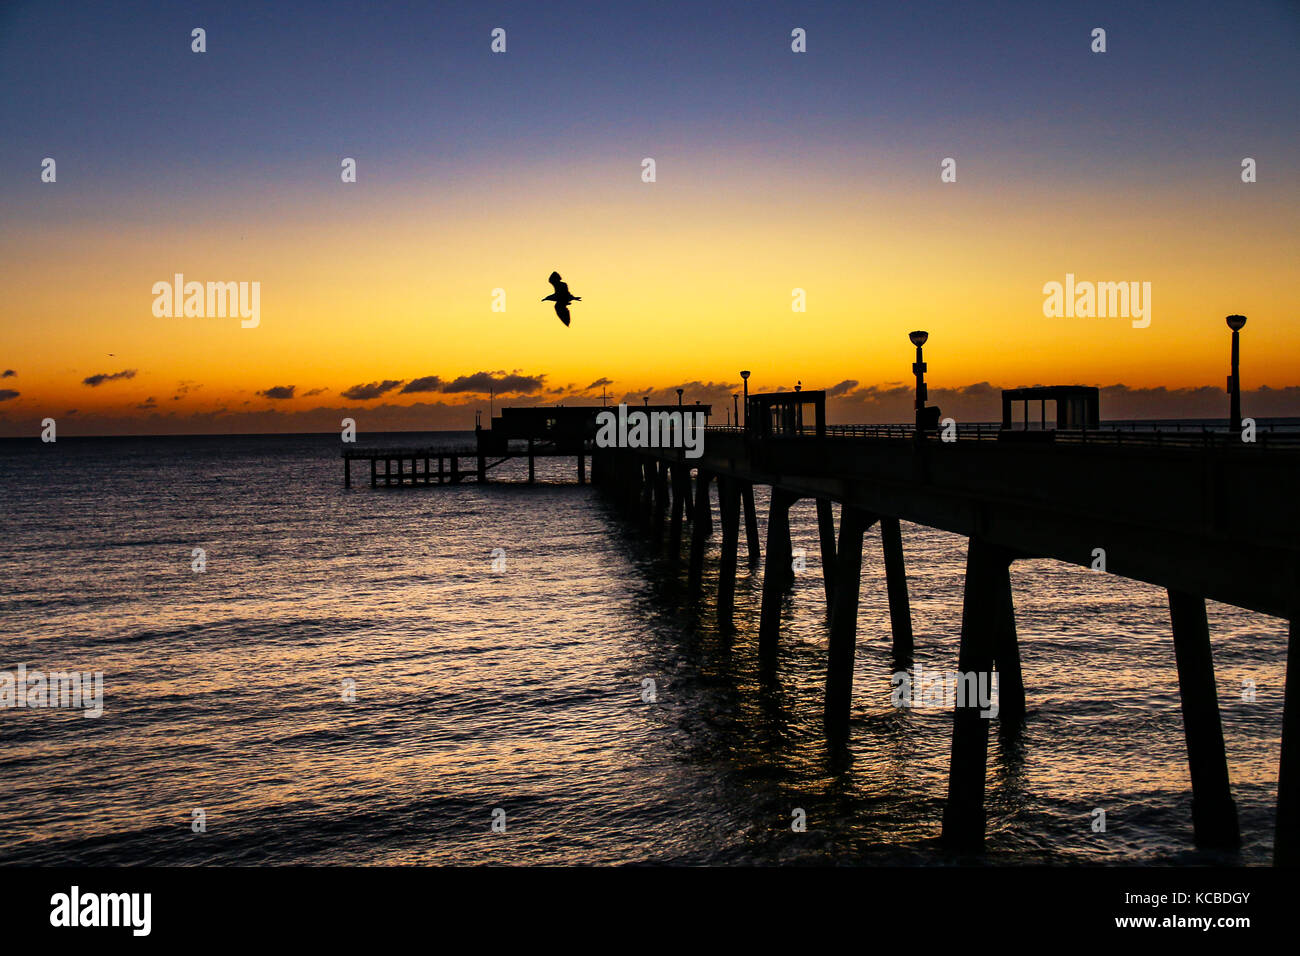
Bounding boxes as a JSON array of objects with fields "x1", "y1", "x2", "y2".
[{"x1": 342, "y1": 441, "x2": 588, "y2": 487}]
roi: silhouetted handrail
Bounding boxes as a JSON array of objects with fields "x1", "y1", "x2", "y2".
[{"x1": 704, "y1": 422, "x2": 1300, "y2": 449}]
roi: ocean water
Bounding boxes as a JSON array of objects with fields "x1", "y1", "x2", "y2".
[{"x1": 0, "y1": 432, "x2": 1287, "y2": 865}]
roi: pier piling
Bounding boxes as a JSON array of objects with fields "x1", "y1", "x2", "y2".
[
  {"x1": 1168, "y1": 588, "x2": 1241, "y2": 848},
  {"x1": 816, "y1": 498, "x2": 837, "y2": 604},
  {"x1": 669, "y1": 465, "x2": 688, "y2": 556},
  {"x1": 825, "y1": 506, "x2": 877, "y2": 735},
  {"x1": 1279, "y1": 615, "x2": 1298, "y2": 865},
  {"x1": 741, "y1": 483, "x2": 761, "y2": 563},
  {"x1": 880, "y1": 516, "x2": 915, "y2": 665},
  {"x1": 942, "y1": 537, "x2": 1010, "y2": 850},
  {"x1": 717, "y1": 476, "x2": 742, "y2": 625},
  {"x1": 758, "y1": 489, "x2": 799, "y2": 656},
  {"x1": 992, "y1": 558, "x2": 1025, "y2": 723},
  {"x1": 688, "y1": 470, "x2": 714, "y2": 591}
]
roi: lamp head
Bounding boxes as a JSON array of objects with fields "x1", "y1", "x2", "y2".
[
  {"x1": 909, "y1": 330, "x2": 929, "y2": 347},
  {"x1": 740, "y1": 370, "x2": 750, "y2": 380},
  {"x1": 1226, "y1": 314, "x2": 1247, "y2": 331}
]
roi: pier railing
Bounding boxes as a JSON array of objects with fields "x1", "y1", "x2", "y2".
[{"x1": 706, "y1": 422, "x2": 1300, "y2": 448}]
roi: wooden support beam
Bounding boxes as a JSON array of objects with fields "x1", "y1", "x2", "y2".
[
  {"x1": 880, "y1": 517, "x2": 915, "y2": 666},
  {"x1": 688, "y1": 470, "x2": 714, "y2": 591},
  {"x1": 816, "y1": 498, "x2": 836, "y2": 604},
  {"x1": 669, "y1": 464, "x2": 688, "y2": 556},
  {"x1": 1279, "y1": 614, "x2": 1298, "y2": 865},
  {"x1": 942, "y1": 537, "x2": 1011, "y2": 851},
  {"x1": 641, "y1": 461, "x2": 656, "y2": 518},
  {"x1": 527, "y1": 440, "x2": 535, "y2": 484},
  {"x1": 578, "y1": 453, "x2": 586, "y2": 484},
  {"x1": 716, "y1": 476, "x2": 741, "y2": 627},
  {"x1": 741, "y1": 482, "x2": 761, "y2": 564},
  {"x1": 370, "y1": 457, "x2": 376, "y2": 488},
  {"x1": 1169, "y1": 588, "x2": 1240, "y2": 848},
  {"x1": 825, "y1": 506, "x2": 877, "y2": 736},
  {"x1": 992, "y1": 557, "x2": 1024, "y2": 721},
  {"x1": 653, "y1": 461, "x2": 669, "y2": 517},
  {"x1": 758, "y1": 488, "x2": 799, "y2": 657},
  {"x1": 624, "y1": 454, "x2": 641, "y2": 512}
]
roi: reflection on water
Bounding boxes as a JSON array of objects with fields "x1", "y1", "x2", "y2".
[{"x1": 0, "y1": 433, "x2": 1286, "y2": 864}]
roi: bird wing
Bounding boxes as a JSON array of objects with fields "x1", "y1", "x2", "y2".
[
  {"x1": 555, "y1": 302, "x2": 571, "y2": 326},
  {"x1": 548, "y1": 271, "x2": 564, "y2": 293}
]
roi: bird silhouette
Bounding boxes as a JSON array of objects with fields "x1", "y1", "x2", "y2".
[{"x1": 542, "y1": 271, "x2": 581, "y2": 326}]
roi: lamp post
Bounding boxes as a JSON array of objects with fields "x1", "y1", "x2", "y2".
[
  {"x1": 1227, "y1": 314, "x2": 1246, "y2": 433},
  {"x1": 740, "y1": 370, "x2": 750, "y2": 429},
  {"x1": 643, "y1": 396, "x2": 649, "y2": 407},
  {"x1": 909, "y1": 330, "x2": 929, "y2": 437},
  {"x1": 733, "y1": 393, "x2": 739, "y2": 427},
  {"x1": 676, "y1": 387, "x2": 683, "y2": 409}
]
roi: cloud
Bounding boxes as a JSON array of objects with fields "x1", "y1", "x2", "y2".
[
  {"x1": 825, "y1": 379, "x2": 859, "y2": 398},
  {"x1": 342, "y1": 379, "x2": 404, "y2": 400},
  {"x1": 1, "y1": 369, "x2": 15, "y2": 378},
  {"x1": 257, "y1": 385, "x2": 296, "y2": 400},
  {"x1": 0, "y1": 389, "x2": 18, "y2": 401},
  {"x1": 440, "y1": 370, "x2": 545, "y2": 394},
  {"x1": 399, "y1": 376, "x2": 443, "y2": 394},
  {"x1": 136, "y1": 396, "x2": 158, "y2": 409},
  {"x1": 584, "y1": 377, "x2": 613, "y2": 390},
  {"x1": 82, "y1": 369, "x2": 137, "y2": 387},
  {"x1": 302, "y1": 386, "x2": 329, "y2": 397}
]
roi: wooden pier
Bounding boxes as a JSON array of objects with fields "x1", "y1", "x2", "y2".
[{"x1": 342, "y1": 392, "x2": 1299, "y2": 863}]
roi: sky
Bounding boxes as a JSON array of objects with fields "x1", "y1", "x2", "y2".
[{"x1": 1, "y1": 0, "x2": 1298, "y2": 435}]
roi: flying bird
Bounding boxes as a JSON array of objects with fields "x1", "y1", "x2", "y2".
[{"x1": 542, "y1": 271, "x2": 581, "y2": 326}]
